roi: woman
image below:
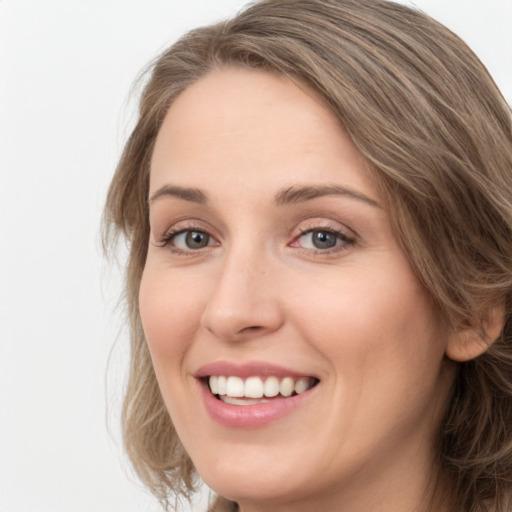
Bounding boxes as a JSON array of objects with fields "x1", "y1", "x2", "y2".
[{"x1": 103, "y1": 0, "x2": 512, "y2": 510}]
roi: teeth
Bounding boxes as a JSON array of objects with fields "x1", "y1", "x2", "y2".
[
  {"x1": 208, "y1": 375, "x2": 315, "y2": 399},
  {"x1": 279, "y1": 377, "x2": 294, "y2": 397},
  {"x1": 217, "y1": 376, "x2": 227, "y2": 395},
  {"x1": 294, "y1": 377, "x2": 309, "y2": 394},
  {"x1": 264, "y1": 376, "x2": 280, "y2": 397},
  {"x1": 221, "y1": 396, "x2": 269, "y2": 406},
  {"x1": 226, "y1": 376, "x2": 244, "y2": 397},
  {"x1": 209, "y1": 376, "x2": 218, "y2": 395},
  {"x1": 245, "y1": 376, "x2": 264, "y2": 398}
]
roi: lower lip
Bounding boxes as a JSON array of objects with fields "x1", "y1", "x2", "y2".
[{"x1": 199, "y1": 380, "x2": 315, "y2": 428}]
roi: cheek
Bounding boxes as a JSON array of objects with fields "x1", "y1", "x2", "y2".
[
  {"x1": 138, "y1": 266, "x2": 209, "y2": 434},
  {"x1": 288, "y1": 259, "x2": 448, "y2": 389},
  {"x1": 139, "y1": 266, "x2": 203, "y2": 366},
  {"x1": 299, "y1": 269, "x2": 451, "y2": 447}
]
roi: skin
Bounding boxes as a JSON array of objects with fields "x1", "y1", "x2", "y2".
[{"x1": 140, "y1": 68, "x2": 461, "y2": 512}]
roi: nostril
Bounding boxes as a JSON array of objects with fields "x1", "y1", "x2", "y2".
[{"x1": 243, "y1": 325, "x2": 263, "y2": 332}]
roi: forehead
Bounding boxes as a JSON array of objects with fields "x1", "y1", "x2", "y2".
[
  {"x1": 150, "y1": 67, "x2": 376, "y2": 201},
  {"x1": 158, "y1": 67, "x2": 335, "y2": 135}
]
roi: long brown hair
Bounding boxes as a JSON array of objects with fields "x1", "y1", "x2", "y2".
[{"x1": 104, "y1": 1, "x2": 512, "y2": 510}]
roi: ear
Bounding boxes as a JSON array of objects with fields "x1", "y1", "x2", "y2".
[{"x1": 445, "y1": 304, "x2": 506, "y2": 362}]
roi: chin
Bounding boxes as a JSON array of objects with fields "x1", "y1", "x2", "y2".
[{"x1": 195, "y1": 450, "x2": 311, "y2": 504}]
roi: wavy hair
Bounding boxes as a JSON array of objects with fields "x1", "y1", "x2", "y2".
[{"x1": 103, "y1": 1, "x2": 512, "y2": 510}]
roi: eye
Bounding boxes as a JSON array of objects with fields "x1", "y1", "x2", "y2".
[
  {"x1": 291, "y1": 227, "x2": 355, "y2": 252},
  {"x1": 156, "y1": 225, "x2": 219, "y2": 255},
  {"x1": 170, "y1": 230, "x2": 214, "y2": 250},
  {"x1": 300, "y1": 230, "x2": 340, "y2": 249}
]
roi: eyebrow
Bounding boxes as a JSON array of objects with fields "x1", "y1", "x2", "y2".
[
  {"x1": 149, "y1": 183, "x2": 380, "y2": 208},
  {"x1": 274, "y1": 185, "x2": 381, "y2": 208},
  {"x1": 149, "y1": 185, "x2": 207, "y2": 204}
]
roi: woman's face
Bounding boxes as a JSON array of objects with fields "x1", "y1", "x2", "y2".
[{"x1": 140, "y1": 68, "x2": 457, "y2": 511}]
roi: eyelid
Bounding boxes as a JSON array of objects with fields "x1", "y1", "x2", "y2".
[
  {"x1": 289, "y1": 220, "x2": 356, "y2": 254},
  {"x1": 154, "y1": 220, "x2": 220, "y2": 252},
  {"x1": 292, "y1": 218, "x2": 355, "y2": 240},
  {"x1": 152, "y1": 217, "x2": 356, "y2": 256}
]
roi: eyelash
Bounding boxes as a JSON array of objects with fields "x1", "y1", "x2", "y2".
[
  {"x1": 293, "y1": 224, "x2": 355, "y2": 254},
  {"x1": 155, "y1": 223, "x2": 356, "y2": 256},
  {"x1": 156, "y1": 223, "x2": 215, "y2": 255}
]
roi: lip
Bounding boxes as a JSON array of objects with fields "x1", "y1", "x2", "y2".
[
  {"x1": 195, "y1": 361, "x2": 319, "y2": 428},
  {"x1": 195, "y1": 360, "x2": 315, "y2": 379}
]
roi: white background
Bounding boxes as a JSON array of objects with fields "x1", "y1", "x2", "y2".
[{"x1": 0, "y1": 1, "x2": 511, "y2": 511}]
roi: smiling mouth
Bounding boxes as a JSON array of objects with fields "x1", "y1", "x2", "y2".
[{"x1": 207, "y1": 375, "x2": 319, "y2": 405}]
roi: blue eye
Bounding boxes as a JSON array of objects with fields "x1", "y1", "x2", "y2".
[
  {"x1": 303, "y1": 230, "x2": 339, "y2": 249},
  {"x1": 295, "y1": 228, "x2": 353, "y2": 251}
]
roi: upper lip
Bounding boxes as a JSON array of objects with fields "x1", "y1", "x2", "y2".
[{"x1": 195, "y1": 361, "x2": 317, "y2": 380}]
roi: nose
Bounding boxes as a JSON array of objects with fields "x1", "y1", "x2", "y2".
[{"x1": 200, "y1": 246, "x2": 284, "y2": 343}]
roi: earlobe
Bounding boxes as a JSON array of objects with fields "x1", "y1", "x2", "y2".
[
  {"x1": 445, "y1": 304, "x2": 506, "y2": 362},
  {"x1": 446, "y1": 329, "x2": 490, "y2": 362}
]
